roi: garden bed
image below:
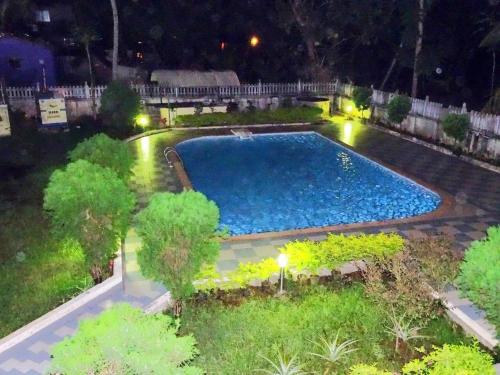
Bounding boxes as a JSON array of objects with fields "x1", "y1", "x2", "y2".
[
  {"x1": 181, "y1": 283, "x2": 470, "y2": 374},
  {"x1": 175, "y1": 107, "x2": 324, "y2": 127}
]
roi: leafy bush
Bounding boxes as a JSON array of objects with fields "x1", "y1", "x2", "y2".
[
  {"x1": 349, "y1": 364, "x2": 392, "y2": 375},
  {"x1": 352, "y1": 87, "x2": 372, "y2": 111},
  {"x1": 68, "y1": 133, "x2": 135, "y2": 182},
  {"x1": 387, "y1": 95, "x2": 411, "y2": 123},
  {"x1": 456, "y1": 226, "x2": 500, "y2": 329},
  {"x1": 50, "y1": 304, "x2": 202, "y2": 374},
  {"x1": 405, "y1": 235, "x2": 461, "y2": 290},
  {"x1": 363, "y1": 251, "x2": 440, "y2": 323},
  {"x1": 194, "y1": 102, "x2": 203, "y2": 115},
  {"x1": 195, "y1": 233, "x2": 404, "y2": 291},
  {"x1": 402, "y1": 343, "x2": 495, "y2": 375},
  {"x1": 136, "y1": 191, "x2": 220, "y2": 314},
  {"x1": 175, "y1": 107, "x2": 323, "y2": 126},
  {"x1": 442, "y1": 113, "x2": 469, "y2": 142},
  {"x1": 44, "y1": 160, "x2": 135, "y2": 283},
  {"x1": 100, "y1": 80, "x2": 141, "y2": 130}
]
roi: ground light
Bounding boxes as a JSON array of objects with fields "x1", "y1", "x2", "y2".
[
  {"x1": 277, "y1": 253, "x2": 288, "y2": 295},
  {"x1": 135, "y1": 114, "x2": 150, "y2": 128},
  {"x1": 249, "y1": 35, "x2": 260, "y2": 47}
]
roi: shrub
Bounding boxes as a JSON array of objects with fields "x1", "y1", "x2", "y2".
[
  {"x1": 352, "y1": 87, "x2": 372, "y2": 112},
  {"x1": 136, "y1": 191, "x2": 220, "y2": 315},
  {"x1": 281, "y1": 96, "x2": 293, "y2": 108},
  {"x1": 44, "y1": 160, "x2": 135, "y2": 283},
  {"x1": 363, "y1": 251, "x2": 440, "y2": 323},
  {"x1": 402, "y1": 343, "x2": 495, "y2": 375},
  {"x1": 387, "y1": 95, "x2": 411, "y2": 123},
  {"x1": 49, "y1": 304, "x2": 203, "y2": 374},
  {"x1": 442, "y1": 113, "x2": 469, "y2": 142},
  {"x1": 456, "y1": 226, "x2": 500, "y2": 329},
  {"x1": 194, "y1": 102, "x2": 203, "y2": 115},
  {"x1": 195, "y1": 233, "x2": 404, "y2": 291},
  {"x1": 99, "y1": 80, "x2": 141, "y2": 130},
  {"x1": 349, "y1": 364, "x2": 392, "y2": 375},
  {"x1": 68, "y1": 133, "x2": 135, "y2": 182}
]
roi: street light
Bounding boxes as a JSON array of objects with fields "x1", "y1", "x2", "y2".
[
  {"x1": 249, "y1": 35, "x2": 260, "y2": 47},
  {"x1": 277, "y1": 253, "x2": 288, "y2": 294}
]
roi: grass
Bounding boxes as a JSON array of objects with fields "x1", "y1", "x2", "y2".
[
  {"x1": 0, "y1": 114, "x2": 103, "y2": 337},
  {"x1": 181, "y1": 284, "x2": 468, "y2": 374},
  {"x1": 175, "y1": 106, "x2": 324, "y2": 127}
]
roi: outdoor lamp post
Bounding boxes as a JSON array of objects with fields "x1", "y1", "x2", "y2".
[{"x1": 277, "y1": 253, "x2": 288, "y2": 294}]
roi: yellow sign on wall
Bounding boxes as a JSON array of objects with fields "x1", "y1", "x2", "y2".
[
  {"x1": 39, "y1": 98, "x2": 67, "y2": 125},
  {"x1": 0, "y1": 104, "x2": 10, "y2": 137}
]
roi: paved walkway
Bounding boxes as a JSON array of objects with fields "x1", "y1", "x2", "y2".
[{"x1": 1, "y1": 120, "x2": 498, "y2": 373}]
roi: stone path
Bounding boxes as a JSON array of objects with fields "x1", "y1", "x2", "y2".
[{"x1": 1, "y1": 120, "x2": 498, "y2": 374}]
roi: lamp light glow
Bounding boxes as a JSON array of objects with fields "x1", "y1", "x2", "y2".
[
  {"x1": 345, "y1": 104, "x2": 353, "y2": 113},
  {"x1": 135, "y1": 114, "x2": 150, "y2": 127},
  {"x1": 277, "y1": 253, "x2": 288, "y2": 268}
]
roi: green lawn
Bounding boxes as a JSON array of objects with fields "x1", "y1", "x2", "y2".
[
  {"x1": 181, "y1": 284, "x2": 468, "y2": 374},
  {"x1": 0, "y1": 114, "x2": 101, "y2": 337},
  {"x1": 175, "y1": 106, "x2": 324, "y2": 127}
]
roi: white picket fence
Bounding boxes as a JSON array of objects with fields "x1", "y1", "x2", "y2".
[{"x1": 4, "y1": 81, "x2": 500, "y2": 137}]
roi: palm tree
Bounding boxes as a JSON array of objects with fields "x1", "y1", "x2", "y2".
[
  {"x1": 74, "y1": 26, "x2": 100, "y2": 119},
  {"x1": 109, "y1": 0, "x2": 119, "y2": 80}
]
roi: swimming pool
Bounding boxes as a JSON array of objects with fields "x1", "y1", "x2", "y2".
[{"x1": 176, "y1": 132, "x2": 441, "y2": 235}]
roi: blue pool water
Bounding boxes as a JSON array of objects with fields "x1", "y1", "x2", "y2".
[{"x1": 176, "y1": 132, "x2": 441, "y2": 235}]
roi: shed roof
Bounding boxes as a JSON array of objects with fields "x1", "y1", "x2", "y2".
[{"x1": 150, "y1": 70, "x2": 240, "y2": 87}]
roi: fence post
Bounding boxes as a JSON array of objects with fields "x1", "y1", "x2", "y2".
[
  {"x1": 258, "y1": 80, "x2": 262, "y2": 96},
  {"x1": 298, "y1": 79, "x2": 301, "y2": 94},
  {"x1": 461, "y1": 102, "x2": 467, "y2": 114},
  {"x1": 84, "y1": 81, "x2": 90, "y2": 99}
]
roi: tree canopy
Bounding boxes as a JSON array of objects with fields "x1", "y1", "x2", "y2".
[
  {"x1": 69, "y1": 133, "x2": 135, "y2": 182},
  {"x1": 50, "y1": 303, "x2": 203, "y2": 375},
  {"x1": 44, "y1": 160, "x2": 135, "y2": 281},
  {"x1": 136, "y1": 191, "x2": 220, "y2": 308}
]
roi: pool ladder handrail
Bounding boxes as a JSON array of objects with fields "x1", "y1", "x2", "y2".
[{"x1": 164, "y1": 147, "x2": 183, "y2": 168}]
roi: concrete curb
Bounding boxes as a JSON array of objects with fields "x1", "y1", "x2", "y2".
[
  {"x1": 124, "y1": 122, "x2": 317, "y2": 143},
  {"x1": 0, "y1": 252, "x2": 123, "y2": 354}
]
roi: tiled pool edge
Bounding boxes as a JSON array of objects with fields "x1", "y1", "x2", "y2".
[{"x1": 171, "y1": 131, "x2": 459, "y2": 242}]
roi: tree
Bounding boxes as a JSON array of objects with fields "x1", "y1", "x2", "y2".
[
  {"x1": 69, "y1": 133, "x2": 135, "y2": 182},
  {"x1": 441, "y1": 113, "x2": 469, "y2": 143},
  {"x1": 44, "y1": 160, "x2": 135, "y2": 283},
  {"x1": 99, "y1": 80, "x2": 141, "y2": 131},
  {"x1": 480, "y1": 22, "x2": 500, "y2": 112},
  {"x1": 0, "y1": 0, "x2": 31, "y2": 33},
  {"x1": 73, "y1": 25, "x2": 100, "y2": 119},
  {"x1": 387, "y1": 95, "x2": 412, "y2": 124},
  {"x1": 109, "y1": 0, "x2": 119, "y2": 80},
  {"x1": 352, "y1": 86, "x2": 372, "y2": 118},
  {"x1": 49, "y1": 303, "x2": 203, "y2": 374},
  {"x1": 411, "y1": 0, "x2": 426, "y2": 98},
  {"x1": 136, "y1": 191, "x2": 220, "y2": 316}
]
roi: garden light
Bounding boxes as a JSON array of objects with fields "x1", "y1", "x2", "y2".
[
  {"x1": 249, "y1": 35, "x2": 260, "y2": 47},
  {"x1": 345, "y1": 104, "x2": 353, "y2": 113},
  {"x1": 135, "y1": 114, "x2": 150, "y2": 127},
  {"x1": 277, "y1": 253, "x2": 288, "y2": 295}
]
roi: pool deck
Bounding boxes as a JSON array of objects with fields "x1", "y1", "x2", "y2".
[
  {"x1": 129, "y1": 121, "x2": 499, "y2": 271},
  {"x1": 0, "y1": 120, "x2": 498, "y2": 374}
]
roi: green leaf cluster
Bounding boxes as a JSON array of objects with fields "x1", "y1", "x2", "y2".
[
  {"x1": 69, "y1": 133, "x2": 135, "y2": 182},
  {"x1": 349, "y1": 364, "x2": 392, "y2": 375},
  {"x1": 442, "y1": 113, "x2": 470, "y2": 142},
  {"x1": 456, "y1": 226, "x2": 500, "y2": 329},
  {"x1": 100, "y1": 80, "x2": 141, "y2": 129},
  {"x1": 43, "y1": 160, "x2": 135, "y2": 274},
  {"x1": 387, "y1": 95, "x2": 412, "y2": 123},
  {"x1": 49, "y1": 303, "x2": 203, "y2": 375},
  {"x1": 352, "y1": 87, "x2": 372, "y2": 111},
  {"x1": 136, "y1": 191, "x2": 220, "y2": 301},
  {"x1": 402, "y1": 343, "x2": 495, "y2": 375}
]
